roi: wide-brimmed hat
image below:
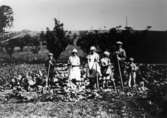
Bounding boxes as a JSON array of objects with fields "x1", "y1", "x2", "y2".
[
  {"x1": 116, "y1": 41, "x2": 123, "y2": 45},
  {"x1": 129, "y1": 57, "x2": 134, "y2": 61},
  {"x1": 48, "y1": 53, "x2": 53, "y2": 56},
  {"x1": 72, "y1": 48, "x2": 78, "y2": 53},
  {"x1": 104, "y1": 51, "x2": 110, "y2": 56},
  {"x1": 90, "y1": 46, "x2": 96, "y2": 51}
]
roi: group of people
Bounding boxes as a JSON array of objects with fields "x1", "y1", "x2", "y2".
[{"x1": 47, "y1": 41, "x2": 138, "y2": 90}]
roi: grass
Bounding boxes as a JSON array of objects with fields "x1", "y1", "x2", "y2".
[
  {"x1": 0, "y1": 48, "x2": 166, "y2": 118},
  {"x1": 0, "y1": 99, "x2": 129, "y2": 118}
]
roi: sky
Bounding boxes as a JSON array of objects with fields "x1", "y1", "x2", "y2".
[{"x1": 0, "y1": 0, "x2": 167, "y2": 31}]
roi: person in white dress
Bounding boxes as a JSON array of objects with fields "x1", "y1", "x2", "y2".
[
  {"x1": 68, "y1": 48, "x2": 81, "y2": 82},
  {"x1": 86, "y1": 46, "x2": 101, "y2": 75},
  {"x1": 86, "y1": 46, "x2": 101, "y2": 89}
]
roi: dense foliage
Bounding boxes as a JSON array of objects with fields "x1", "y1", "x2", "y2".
[
  {"x1": 0, "y1": 63, "x2": 166, "y2": 117},
  {"x1": 0, "y1": 5, "x2": 13, "y2": 33},
  {"x1": 41, "y1": 18, "x2": 70, "y2": 59},
  {"x1": 77, "y1": 27, "x2": 167, "y2": 63}
]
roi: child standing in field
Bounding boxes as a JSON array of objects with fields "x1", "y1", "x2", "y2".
[{"x1": 127, "y1": 57, "x2": 138, "y2": 88}]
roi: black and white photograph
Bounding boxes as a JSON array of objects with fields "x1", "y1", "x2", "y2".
[{"x1": 0, "y1": 0, "x2": 167, "y2": 117}]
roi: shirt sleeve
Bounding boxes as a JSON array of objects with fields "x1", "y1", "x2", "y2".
[
  {"x1": 77, "y1": 57, "x2": 80, "y2": 65},
  {"x1": 96, "y1": 54, "x2": 100, "y2": 62},
  {"x1": 123, "y1": 49, "x2": 127, "y2": 58},
  {"x1": 68, "y1": 57, "x2": 71, "y2": 65}
]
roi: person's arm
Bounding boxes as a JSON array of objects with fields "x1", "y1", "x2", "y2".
[
  {"x1": 68, "y1": 57, "x2": 71, "y2": 66},
  {"x1": 86, "y1": 55, "x2": 90, "y2": 63},
  {"x1": 115, "y1": 51, "x2": 121, "y2": 61},
  {"x1": 134, "y1": 64, "x2": 138, "y2": 71},
  {"x1": 78, "y1": 57, "x2": 81, "y2": 66},
  {"x1": 95, "y1": 54, "x2": 100, "y2": 62},
  {"x1": 100, "y1": 58, "x2": 103, "y2": 66},
  {"x1": 53, "y1": 59, "x2": 56, "y2": 65},
  {"x1": 122, "y1": 50, "x2": 127, "y2": 61},
  {"x1": 131, "y1": 63, "x2": 138, "y2": 72},
  {"x1": 48, "y1": 59, "x2": 54, "y2": 66}
]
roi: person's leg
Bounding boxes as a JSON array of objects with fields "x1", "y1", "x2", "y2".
[
  {"x1": 88, "y1": 78, "x2": 93, "y2": 89},
  {"x1": 49, "y1": 73, "x2": 54, "y2": 88},
  {"x1": 103, "y1": 77, "x2": 106, "y2": 89},
  {"x1": 133, "y1": 72, "x2": 136, "y2": 87},
  {"x1": 128, "y1": 74, "x2": 132, "y2": 88}
]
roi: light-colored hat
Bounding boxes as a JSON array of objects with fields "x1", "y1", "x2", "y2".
[
  {"x1": 90, "y1": 46, "x2": 96, "y2": 51},
  {"x1": 48, "y1": 53, "x2": 53, "y2": 56},
  {"x1": 116, "y1": 41, "x2": 123, "y2": 45},
  {"x1": 104, "y1": 51, "x2": 110, "y2": 56},
  {"x1": 129, "y1": 57, "x2": 134, "y2": 61},
  {"x1": 72, "y1": 48, "x2": 78, "y2": 53},
  {"x1": 17, "y1": 74, "x2": 22, "y2": 80}
]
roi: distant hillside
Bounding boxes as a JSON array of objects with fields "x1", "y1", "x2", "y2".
[
  {"x1": 9, "y1": 30, "x2": 40, "y2": 40},
  {"x1": 11, "y1": 30, "x2": 40, "y2": 39},
  {"x1": 0, "y1": 30, "x2": 40, "y2": 44}
]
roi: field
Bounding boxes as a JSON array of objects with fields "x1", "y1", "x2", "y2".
[
  {"x1": 0, "y1": 63, "x2": 166, "y2": 118},
  {"x1": 0, "y1": 44, "x2": 166, "y2": 118},
  {"x1": 0, "y1": 99, "x2": 136, "y2": 118}
]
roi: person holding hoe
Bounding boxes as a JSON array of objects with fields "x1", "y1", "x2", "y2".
[
  {"x1": 114, "y1": 41, "x2": 127, "y2": 90},
  {"x1": 45, "y1": 53, "x2": 56, "y2": 88}
]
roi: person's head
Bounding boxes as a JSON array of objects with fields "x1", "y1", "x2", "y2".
[
  {"x1": 104, "y1": 51, "x2": 110, "y2": 57},
  {"x1": 129, "y1": 57, "x2": 134, "y2": 63},
  {"x1": 72, "y1": 48, "x2": 78, "y2": 56},
  {"x1": 48, "y1": 53, "x2": 53, "y2": 59},
  {"x1": 116, "y1": 41, "x2": 123, "y2": 49},
  {"x1": 90, "y1": 46, "x2": 96, "y2": 54},
  {"x1": 140, "y1": 81, "x2": 145, "y2": 87}
]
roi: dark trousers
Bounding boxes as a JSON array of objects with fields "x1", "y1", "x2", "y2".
[{"x1": 114, "y1": 61, "x2": 126, "y2": 85}]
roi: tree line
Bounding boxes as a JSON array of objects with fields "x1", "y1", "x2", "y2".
[{"x1": 1, "y1": 5, "x2": 167, "y2": 63}]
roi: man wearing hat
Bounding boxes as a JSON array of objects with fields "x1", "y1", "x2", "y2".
[
  {"x1": 68, "y1": 48, "x2": 81, "y2": 84},
  {"x1": 100, "y1": 51, "x2": 114, "y2": 88},
  {"x1": 113, "y1": 41, "x2": 127, "y2": 85},
  {"x1": 115, "y1": 41, "x2": 126, "y2": 61},
  {"x1": 45, "y1": 52, "x2": 56, "y2": 87}
]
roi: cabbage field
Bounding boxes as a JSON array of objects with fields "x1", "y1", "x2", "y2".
[{"x1": 0, "y1": 63, "x2": 166, "y2": 118}]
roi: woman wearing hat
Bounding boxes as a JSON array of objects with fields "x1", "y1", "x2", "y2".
[
  {"x1": 86, "y1": 46, "x2": 101, "y2": 71},
  {"x1": 100, "y1": 51, "x2": 114, "y2": 88},
  {"x1": 68, "y1": 48, "x2": 81, "y2": 82},
  {"x1": 86, "y1": 46, "x2": 101, "y2": 89}
]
